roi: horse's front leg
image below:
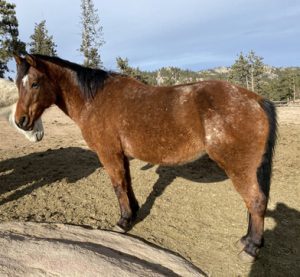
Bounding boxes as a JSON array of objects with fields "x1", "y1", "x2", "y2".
[{"x1": 98, "y1": 151, "x2": 139, "y2": 232}]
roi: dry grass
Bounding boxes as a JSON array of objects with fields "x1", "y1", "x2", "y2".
[{"x1": 0, "y1": 78, "x2": 18, "y2": 108}]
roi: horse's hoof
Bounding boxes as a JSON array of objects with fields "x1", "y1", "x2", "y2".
[
  {"x1": 238, "y1": 250, "x2": 256, "y2": 263},
  {"x1": 113, "y1": 224, "x2": 127, "y2": 233}
]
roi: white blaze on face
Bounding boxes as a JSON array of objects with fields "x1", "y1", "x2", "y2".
[{"x1": 22, "y1": 75, "x2": 29, "y2": 87}]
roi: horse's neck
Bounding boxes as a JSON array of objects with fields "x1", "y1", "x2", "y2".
[{"x1": 55, "y1": 73, "x2": 86, "y2": 125}]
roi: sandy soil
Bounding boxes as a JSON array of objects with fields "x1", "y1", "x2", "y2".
[{"x1": 0, "y1": 106, "x2": 299, "y2": 276}]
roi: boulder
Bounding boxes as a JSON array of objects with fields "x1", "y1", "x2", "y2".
[{"x1": 0, "y1": 222, "x2": 205, "y2": 276}]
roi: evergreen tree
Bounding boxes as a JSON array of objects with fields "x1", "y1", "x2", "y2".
[
  {"x1": 247, "y1": 50, "x2": 264, "y2": 93},
  {"x1": 116, "y1": 57, "x2": 131, "y2": 75},
  {"x1": 116, "y1": 57, "x2": 148, "y2": 83},
  {"x1": 230, "y1": 51, "x2": 265, "y2": 93},
  {"x1": 28, "y1": 20, "x2": 57, "y2": 56},
  {"x1": 0, "y1": 0, "x2": 25, "y2": 77},
  {"x1": 287, "y1": 70, "x2": 300, "y2": 102},
  {"x1": 276, "y1": 70, "x2": 295, "y2": 101},
  {"x1": 229, "y1": 52, "x2": 250, "y2": 89},
  {"x1": 80, "y1": 0, "x2": 104, "y2": 69},
  {"x1": 157, "y1": 67, "x2": 183, "y2": 86}
]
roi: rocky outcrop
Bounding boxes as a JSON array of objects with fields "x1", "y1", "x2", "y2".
[{"x1": 0, "y1": 222, "x2": 205, "y2": 276}]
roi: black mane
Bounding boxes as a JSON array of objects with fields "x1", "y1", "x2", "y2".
[{"x1": 33, "y1": 54, "x2": 109, "y2": 99}]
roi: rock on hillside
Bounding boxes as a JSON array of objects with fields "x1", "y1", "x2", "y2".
[
  {"x1": 0, "y1": 222, "x2": 205, "y2": 277},
  {"x1": 0, "y1": 78, "x2": 18, "y2": 107}
]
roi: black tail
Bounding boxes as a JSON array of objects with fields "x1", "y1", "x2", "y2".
[{"x1": 257, "y1": 99, "x2": 278, "y2": 198}]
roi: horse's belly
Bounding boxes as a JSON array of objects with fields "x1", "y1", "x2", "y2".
[
  {"x1": 161, "y1": 149, "x2": 207, "y2": 166},
  {"x1": 122, "y1": 135, "x2": 206, "y2": 166}
]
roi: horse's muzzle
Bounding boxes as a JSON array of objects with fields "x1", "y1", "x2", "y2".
[{"x1": 16, "y1": 115, "x2": 31, "y2": 130}]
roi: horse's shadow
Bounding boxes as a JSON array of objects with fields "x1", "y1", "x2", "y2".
[
  {"x1": 250, "y1": 203, "x2": 300, "y2": 276},
  {"x1": 0, "y1": 147, "x2": 100, "y2": 206},
  {"x1": 1, "y1": 149, "x2": 227, "y2": 228},
  {"x1": 134, "y1": 154, "x2": 228, "y2": 225}
]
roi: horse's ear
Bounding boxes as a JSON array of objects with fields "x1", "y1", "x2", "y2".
[
  {"x1": 13, "y1": 54, "x2": 23, "y2": 65},
  {"x1": 25, "y1": 54, "x2": 37, "y2": 68}
]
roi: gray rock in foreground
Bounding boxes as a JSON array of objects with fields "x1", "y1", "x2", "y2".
[{"x1": 0, "y1": 222, "x2": 205, "y2": 276}]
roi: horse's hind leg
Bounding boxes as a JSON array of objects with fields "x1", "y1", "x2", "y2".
[
  {"x1": 229, "y1": 173, "x2": 268, "y2": 261},
  {"x1": 97, "y1": 151, "x2": 139, "y2": 232},
  {"x1": 207, "y1": 146, "x2": 268, "y2": 261}
]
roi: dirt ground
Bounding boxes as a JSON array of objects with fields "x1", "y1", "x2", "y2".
[{"x1": 0, "y1": 106, "x2": 299, "y2": 276}]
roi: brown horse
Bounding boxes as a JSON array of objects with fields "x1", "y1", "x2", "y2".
[{"x1": 13, "y1": 54, "x2": 277, "y2": 261}]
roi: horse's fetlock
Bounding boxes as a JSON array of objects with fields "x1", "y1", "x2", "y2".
[
  {"x1": 117, "y1": 215, "x2": 133, "y2": 231},
  {"x1": 244, "y1": 243, "x2": 260, "y2": 258}
]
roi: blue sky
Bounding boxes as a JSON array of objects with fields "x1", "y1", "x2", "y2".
[{"x1": 9, "y1": 0, "x2": 300, "y2": 72}]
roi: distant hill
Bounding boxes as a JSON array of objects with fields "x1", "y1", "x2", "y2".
[{"x1": 136, "y1": 65, "x2": 300, "y2": 101}]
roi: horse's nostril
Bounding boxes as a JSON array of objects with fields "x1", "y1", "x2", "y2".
[{"x1": 18, "y1": 115, "x2": 29, "y2": 129}]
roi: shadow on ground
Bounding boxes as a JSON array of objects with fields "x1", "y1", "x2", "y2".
[
  {"x1": 134, "y1": 154, "x2": 228, "y2": 226},
  {"x1": 250, "y1": 203, "x2": 300, "y2": 277},
  {"x1": 0, "y1": 147, "x2": 100, "y2": 205}
]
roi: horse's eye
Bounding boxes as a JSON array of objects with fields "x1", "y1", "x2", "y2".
[{"x1": 31, "y1": 82, "x2": 39, "y2": 89}]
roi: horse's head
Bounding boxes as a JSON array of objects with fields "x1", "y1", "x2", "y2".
[{"x1": 14, "y1": 54, "x2": 57, "y2": 131}]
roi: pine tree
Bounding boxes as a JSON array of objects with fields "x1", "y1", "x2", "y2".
[
  {"x1": 80, "y1": 0, "x2": 104, "y2": 69},
  {"x1": 277, "y1": 70, "x2": 297, "y2": 101},
  {"x1": 116, "y1": 57, "x2": 131, "y2": 75},
  {"x1": 229, "y1": 52, "x2": 250, "y2": 89},
  {"x1": 28, "y1": 20, "x2": 57, "y2": 56},
  {"x1": 247, "y1": 50, "x2": 264, "y2": 93},
  {"x1": 0, "y1": 0, "x2": 26, "y2": 77},
  {"x1": 116, "y1": 57, "x2": 148, "y2": 83},
  {"x1": 230, "y1": 51, "x2": 265, "y2": 93}
]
